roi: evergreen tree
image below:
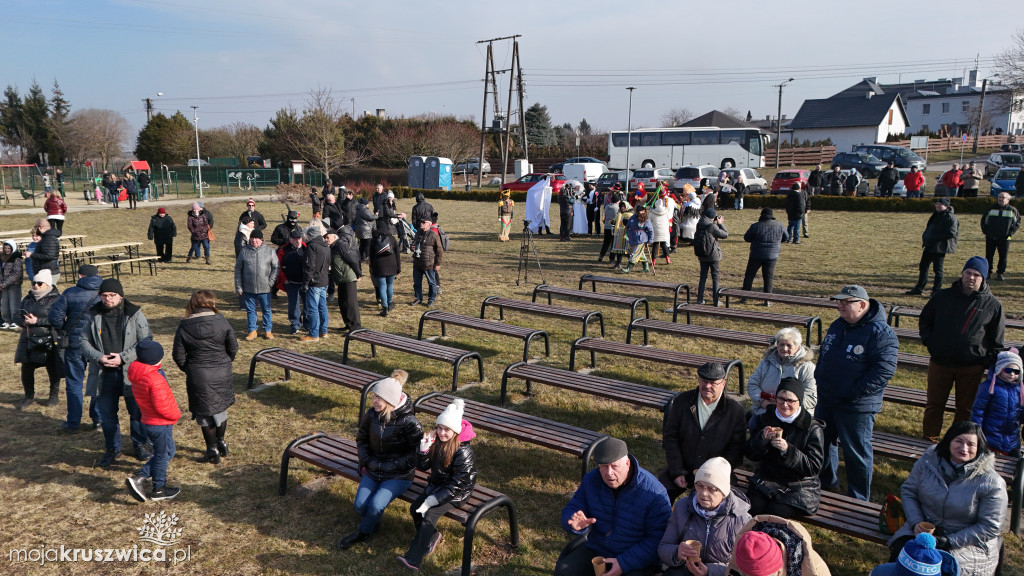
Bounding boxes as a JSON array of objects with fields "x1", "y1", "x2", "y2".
[
  {"x1": 578, "y1": 118, "x2": 592, "y2": 135},
  {"x1": 524, "y1": 102, "x2": 554, "y2": 147},
  {"x1": 22, "y1": 80, "x2": 51, "y2": 164},
  {"x1": 0, "y1": 86, "x2": 24, "y2": 161},
  {"x1": 135, "y1": 112, "x2": 195, "y2": 165},
  {"x1": 47, "y1": 80, "x2": 72, "y2": 165}
]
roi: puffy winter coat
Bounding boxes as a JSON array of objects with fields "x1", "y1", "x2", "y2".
[
  {"x1": 891, "y1": 447, "x2": 1006, "y2": 576},
  {"x1": 971, "y1": 373, "x2": 1024, "y2": 453},
  {"x1": 48, "y1": 274, "x2": 102, "y2": 349},
  {"x1": 678, "y1": 202, "x2": 701, "y2": 240},
  {"x1": 147, "y1": 214, "x2": 177, "y2": 242},
  {"x1": 79, "y1": 300, "x2": 152, "y2": 392},
  {"x1": 412, "y1": 228, "x2": 443, "y2": 269},
  {"x1": 922, "y1": 208, "x2": 959, "y2": 254},
  {"x1": 743, "y1": 217, "x2": 788, "y2": 260},
  {"x1": 356, "y1": 396, "x2": 424, "y2": 481},
  {"x1": 123, "y1": 177, "x2": 137, "y2": 195},
  {"x1": 369, "y1": 232, "x2": 401, "y2": 277},
  {"x1": 905, "y1": 170, "x2": 926, "y2": 192},
  {"x1": 127, "y1": 361, "x2": 181, "y2": 426},
  {"x1": 234, "y1": 242, "x2": 279, "y2": 294},
  {"x1": 30, "y1": 227, "x2": 61, "y2": 276},
  {"x1": 603, "y1": 201, "x2": 620, "y2": 231},
  {"x1": 981, "y1": 203, "x2": 1021, "y2": 240},
  {"x1": 44, "y1": 195, "x2": 67, "y2": 217},
  {"x1": 329, "y1": 231, "x2": 361, "y2": 283},
  {"x1": 877, "y1": 166, "x2": 900, "y2": 188},
  {"x1": 813, "y1": 299, "x2": 898, "y2": 414},
  {"x1": 187, "y1": 211, "x2": 211, "y2": 242},
  {"x1": 785, "y1": 189, "x2": 806, "y2": 220},
  {"x1": 14, "y1": 286, "x2": 61, "y2": 365},
  {"x1": 746, "y1": 408, "x2": 825, "y2": 514},
  {"x1": 411, "y1": 193, "x2": 435, "y2": 227},
  {"x1": 663, "y1": 388, "x2": 747, "y2": 487},
  {"x1": 727, "y1": 515, "x2": 832, "y2": 576},
  {"x1": 747, "y1": 345, "x2": 817, "y2": 416},
  {"x1": 694, "y1": 215, "x2": 728, "y2": 263},
  {"x1": 321, "y1": 202, "x2": 343, "y2": 230},
  {"x1": 352, "y1": 202, "x2": 376, "y2": 240},
  {"x1": 658, "y1": 490, "x2": 751, "y2": 575},
  {"x1": 278, "y1": 242, "x2": 305, "y2": 284},
  {"x1": 0, "y1": 242, "x2": 24, "y2": 290},
  {"x1": 417, "y1": 421, "x2": 477, "y2": 505},
  {"x1": 920, "y1": 279, "x2": 1004, "y2": 368},
  {"x1": 649, "y1": 197, "x2": 674, "y2": 243},
  {"x1": 172, "y1": 311, "x2": 237, "y2": 417},
  {"x1": 561, "y1": 454, "x2": 671, "y2": 574},
  {"x1": 625, "y1": 214, "x2": 653, "y2": 245},
  {"x1": 302, "y1": 235, "x2": 331, "y2": 288}
]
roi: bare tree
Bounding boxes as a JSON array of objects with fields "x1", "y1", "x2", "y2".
[
  {"x1": 66, "y1": 108, "x2": 129, "y2": 169},
  {"x1": 427, "y1": 121, "x2": 479, "y2": 163},
  {"x1": 721, "y1": 107, "x2": 745, "y2": 121},
  {"x1": 205, "y1": 121, "x2": 264, "y2": 164},
  {"x1": 283, "y1": 88, "x2": 346, "y2": 176},
  {"x1": 993, "y1": 30, "x2": 1024, "y2": 117},
  {"x1": 660, "y1": 107, "x2": 694, "y2": 127},
  {"x1": 370, "y1": 124, "x2": 427, "y2": 167}
]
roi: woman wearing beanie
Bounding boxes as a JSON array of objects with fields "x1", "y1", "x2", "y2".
[
  {"x1": 397, "y1": 398, "x2": 477, "y2": 571},
  {"x1": 970, "y1": 348, "x2": 1024, "y2": 455},
  {"x1": 171, "y1": 290, "x2": 237, "y2": 465},
  {"x1": 746, "y1": 328, "x2": 817, "y2": 431},
  {"x1": 745, "y1": 377, "x2": 825, "y2": 518},
  {"x1": 728, "y1": 515, "x2": 831, "y2": 576},
  {"x1": 0, "y1": 240, "x2": 24, "y2": 329},
  {"x1": 888, "y1": 421, "x2": 1006, "y2": 575},
  {"x1": 337, "y1": 373, "x2": 423, "y2": 551},
  {"x1": 14, "y1": 270, "x2": 63, "y2": 409},
  {"x1": 870, "y1": 533, "x2": 959, "y2": 576},
  {"x1": 658, "y1": 456, "x2": 752, "y2": 575}
]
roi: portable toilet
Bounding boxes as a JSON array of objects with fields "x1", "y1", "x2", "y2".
[
  {"x1": 424, "y1": 157, "x2": 453, "y2": 190},
  {"x1": 408, "y1": 156, "x2": 426, "y2": 189}
]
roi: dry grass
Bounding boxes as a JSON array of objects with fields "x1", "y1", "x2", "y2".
[{"x1": 0, "y1": 198, "x2": 1021, "y2": 575}]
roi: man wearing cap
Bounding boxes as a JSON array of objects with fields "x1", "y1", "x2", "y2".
[
  {"x1": 906, "y1": 197, "x2": 959, "y2": 296},
  {"x1": 234, "y1": 229, "x2": 278, "y2": 341},
  {"x1": 556, "y1": 437, "x2": 671, "y2": 576},
  {"x1": 80, "y1": 278, "x2": 153, "y2": 467},
  {"x1": 147, "y1": 207, "x2": 177, "y2": 263},
  {"x1": 278, "y1": 228, "x2": 306, "y2": 334},
  {"x1": 50, "y1": 264, "x2": 104, "y2": 433},
  {"x1": 981, "y1": 191, "x2": 1020, "y2": 282},
  {"x1": 920, "y1": 257, "x2": 1005, "y2": 441},
  {"x1": 302, "y1": 225, "x2": 331, "y2": 341},
  {"x1": 660, "y1": 362, "x2": 746, "y2": 502},
  {"x1": 877, "y1": 160, "x2": 900, "y2": 198},
  {"x1": 814, "y1": 285, "x2": 898, "y2": 500},
  {"x1": 238, "y1": 198, "x2": 267, "y2": 232}
]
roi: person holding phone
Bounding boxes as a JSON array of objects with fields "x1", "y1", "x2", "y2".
[{"x1": 14, "y1": 270, "x2": 62, "y2": 410}]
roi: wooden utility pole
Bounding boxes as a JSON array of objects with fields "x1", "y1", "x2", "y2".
[{"x1": 972, "y1": 78, "x2": 988, "y2": 153}]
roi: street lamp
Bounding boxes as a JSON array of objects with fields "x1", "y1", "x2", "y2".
[
  {"x1": 774, "y1": 78, "x2": 794, "y2": 169},
  {"x1": 191, "y1": 105, "x2": 203, "y2": 198},
  {"x1": 625, "y1": 86, "x2": 636, "y2": 193}
]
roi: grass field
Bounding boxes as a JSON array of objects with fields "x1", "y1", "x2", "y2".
[{"x1": 0, "y1": 196, "x2": 1021, "y2": 575}]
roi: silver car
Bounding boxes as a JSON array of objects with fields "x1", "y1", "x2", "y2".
[{"x1": 453, "y1": 158, "x2": 491, "y2": 175}]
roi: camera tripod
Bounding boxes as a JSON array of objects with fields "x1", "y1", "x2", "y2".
[{"x1": 516, "y1": 220, "x2": 544, "y2": 286}]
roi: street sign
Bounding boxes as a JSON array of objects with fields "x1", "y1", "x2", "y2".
[{"x1": 962, "y1": 134, "x2": 968, "y2": 143}]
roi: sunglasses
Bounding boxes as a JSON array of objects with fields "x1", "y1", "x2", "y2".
[
  {"x1": 32, "y1": 281, "x2": 46, "y2": 286},
  {"x1": 1004, "y1": 368, "x2": 1021, "y2": 375}
]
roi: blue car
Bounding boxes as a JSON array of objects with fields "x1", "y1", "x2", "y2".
[{"x1": 991, "y1": 167, "x2": 1020, "y2": 196}]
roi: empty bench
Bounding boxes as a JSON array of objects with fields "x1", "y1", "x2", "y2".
[
  {"x1": 414, "y1": 392, "x2": 607, "y2": 479},
  {"x1": 673, "y1": 302, "x2": 823, "y2": 345},
  {"x1": 247, "y1": 347, "x2": 385, "y2": 413},
  {"x1": 343, "y1": 329, "x2": 484, "y2": 392},
  {"x1": 533, "y1": 284, "x2": 649, "y2": 323},
  {"x1": 480, "y1": 296, "x2": 605, "y2": 338},
  {"x1": 93, "y1": 255, "x2": 160, "y2": 279},
  {"x1": 279, "y1": 433, "x2": 518, "y2": 576},
  {"x1": 417, "y1": 310, "x2": 550, "y2": 363},
  {"x1": 578, "y1": 273, "x2": 690, "y2": 309},
  {"x1": 568, "y1": 337, "x2": 746, "y2": 394},
  {"x1": 500, "y1": 361, "x2": 681, "y2": 413},
  {"x1": 717, "y1": 288, "x2": 838, "y2": 310}
]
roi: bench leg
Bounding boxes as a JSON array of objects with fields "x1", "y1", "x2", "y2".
[
  {"x1": 278, "y1": 432, "x2": 326, "y2": 496},
  {"x1": 476, "y1": 355, "x2": 484, "y2": 382},
  {"x1": 247, "y1": 354, "x2": 261, "y2": 390},
  {"x1": 461, "y1": 496, "x2": 519, "y2": 576},
  {"x1": 1013, "y1": 454, "x2": 1024, "y2": 535}
]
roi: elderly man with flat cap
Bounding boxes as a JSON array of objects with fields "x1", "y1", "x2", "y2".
[
  {"x1": 556, "y1": 437, "x2": 670, "y2": 576},
  {"x1": 814, "y1": 285, "x2": 898, "y2": 501},
  {"x1": 660, "y1": 361, "x2": 746, "y2": 503}
]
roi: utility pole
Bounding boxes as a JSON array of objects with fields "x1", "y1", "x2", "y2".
[
  {"x1": 972, "y1": 78, "x2": 988, "y2": 153},
  {"x1": 476, "y1": 35, "x2": 521, "y2": 188},
  {"x1": 191, "y1": 106, "x2": 203, "y2": 199},
  {"x1": 625, "y1": 87, "x2": 635, "y2": 193},
  {"x1": 773, "y1": 78, "x2": 794, "y2": 169},
  {"x1": 144, "y1": 98, "x2": 154, "y2": 122}
]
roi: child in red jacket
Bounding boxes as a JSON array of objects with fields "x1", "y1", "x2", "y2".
[{"x1": 125, "y1": 340, "x2": 182, "y2": 502}]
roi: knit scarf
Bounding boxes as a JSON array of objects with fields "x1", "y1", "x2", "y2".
[
  {"x1": 752, "y1": 520, "x2": 805, "y2": 576},
  {"x1": 30, "y1": 286, "x2": 49, "y2": 300},
  {"x1": 692, "y1": 496, "x2": 722, "y2": 520}
]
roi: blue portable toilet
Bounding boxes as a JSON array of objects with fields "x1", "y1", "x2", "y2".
[
  {"x1": 408, "y1": 156, "x2": 426, "y2": 189},
  {"x1": 425, "y1": 157, "x2": 453, "y2": 191}
]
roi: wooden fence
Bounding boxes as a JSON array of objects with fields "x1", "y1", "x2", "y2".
[
  {"x1": 887, "y1": 134, "x2": 1011, "y2": 153},
  {"x1": 764, "y1": 146, "x2": 837, "y2": 168}
]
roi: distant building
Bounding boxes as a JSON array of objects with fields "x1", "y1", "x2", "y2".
[
  {"x1": 790, "y1": 79, "x2": 908, "y2": 153},
  {"x1": 881, "y1": 70, "x2": 1024, "y2": 137}
]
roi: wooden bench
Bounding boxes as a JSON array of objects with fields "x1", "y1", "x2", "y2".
[
  {"x1": 673, "y1": 302, "x2": 823, "y2": 345},
  {"x1": 533, "y1": 284, "x2": 649, "y2": 323},
  {"x1": 480, "y1": 296, "x2": 605, "y2": 338},
  {"x1": 417, "y1": 310, "x2": 550, "y2": 363},
  {"x1": 578, "y1": 273, "x2": 690, "y2": 309},
  {"x1": 92, "y1": 255, "x2": 160, "y2": 279},
  {"x1": 342, "y1": 329, "x2": 484, "y2": 392},
  {"x1": 247, "y1": 347, "x2": 385, "y2": 413},
  {"x1": 279, "y1": 433, "x2": 518, "y2": 576},
  {"x1": 718, "y1": 288, "x2": 838, "y2": 310},
  {"x1": 882, "y1": 384, "x2": 955, "y2": 412},
  {"x1": 627, "y1": 318, "x2": 774, "y2": 347},
  {"x1": 499, "y1": 361, "x2": 681, "y2": 413},
  {"x1": 568, "y1": 337, "x2": 746, "y2": 395},
  {"x1": 890, "y1": 325, "x2": 1024, "y2": 349},
  {"x1": 413, "y1": 392, "x2": 607, "y2": 480}
]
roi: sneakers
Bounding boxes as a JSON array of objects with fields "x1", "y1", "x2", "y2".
[
  {"x1": 299, "y1": 336, "x2": 320, "y2": 343},
  {"x1": 905, "y1": 288, "x2": 924, "y2": 296},
  {"x1": 97, "y1": 450, "x2": 122, "y2": 468},
  {"x1": 244, "y1": 331, "x2": 258, "y2": 341},
  {"x1": 396, "y1": 555, "x2": 419, "y2": 571},
  {"x1": 150, "y1": 486, "x2": 180, "y2": 501},
  {"x1": 135, "y1": 445, "x2": 154, "y2": 461},
  {"x1": 14, "y1": 397, "x2": 34, "y2": 410},
  {"x1": 126, "y1": 474, "x2": 148, "y2": 502},
  {"x1": 409, "y1": 299, "x2": 422, "y2": 306},
  {"x1": 425, "y1": 532, "x2": 443, "y2": 558}
]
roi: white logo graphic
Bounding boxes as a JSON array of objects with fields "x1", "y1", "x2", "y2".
[
  {"x1": 137, "y1": 512, "x2": 182, "y2": 547},
  {"x1": 853, "y1": 345, "x2": 865, "y2": 355}
]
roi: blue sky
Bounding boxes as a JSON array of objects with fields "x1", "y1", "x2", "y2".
[{"x1": 3, "y1": 0, "x2": 1020, "y2": 142}]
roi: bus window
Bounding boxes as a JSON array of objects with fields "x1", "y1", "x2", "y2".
[
  {"x1": 611, "y1": 133, "x2": 642, "y2": 147},
  {"x1": 662, "y1": 131, "x2": 690, "y2": 145},
  {"x1": 748, "y1": 137, "x2": 761, "y2": 155},
  {"x1": 691, "y1": 131, "x2": 719, "y2": 145},
  {"x1": 720, "y1": 130, "x2": 745, "y2": 145},
  {"x1": 640, "y1": 132, "x2": 661, "y2": 146}
]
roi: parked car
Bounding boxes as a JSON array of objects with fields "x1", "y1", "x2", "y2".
[
  {"x1": 852, "y1": 144, "x2": 927, "y2": 171},
  {"x1": 595, "y1": 170, "x2": 631, "y2": 192},
  {"x1": 873, "y1": 168, "x2": 915, "y2": 198},
  {"x1": 999, "y1": 143, "x2": 1023, "y2": 153},
  {"x1": 549, "y1": 156, "x2": 607, "y2": 174},
  {"x1": 984, "y1": 153, "x2": 1024, "y2": 178},
  {"x1": 499, "y1": 173, "x2": 568, "y2": 194},
  {"x1": 187, "y1": 158, "x2": 211, "y2": 167},
  {"x1": 830, "y1": 152, "x2": 886, "y2": 178},
  {"x1": 672, "y1": 164, "x2": 720, "y2": 191},
  {"x1": 770, "y1": 169, "x2": 811, "y2": 194},
  {"x1": 722, "y1": 168, "x2": 769, "y2": 193},
  {"x1": 991, "y1": 167, "x2": 1020, "y2": 195},
  {"x1": 629, "y1": 168, "x2": 675, "y2": 191},
  {"x1": 453, "y1": 158, "x2": 490, "y2": 175}
]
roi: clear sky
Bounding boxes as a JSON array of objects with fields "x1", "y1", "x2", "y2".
[{"x1": 3, "y1": 0, "x2": 1020, "y2": 141}]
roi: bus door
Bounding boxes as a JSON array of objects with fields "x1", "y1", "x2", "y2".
[
  {"x1": 747, "y1": 135, "x2": 762, "y2": 167},
  {"x1": 672, "y1": 146, "x2": 685, "y2": 169}
]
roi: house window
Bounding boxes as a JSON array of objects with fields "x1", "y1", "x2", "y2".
[
  {"x1": 942, "y1": 103, "x2": 950, "y2": 113},
  {"x1": 962, "y1": 101, "x2": 970, "y2": 112},
  {"x1": 922, "y1": 104, "x2": 931, "y2": 115},
  {"x1": 888, "y1": 110, "x2": 894, "y2": 125},
  {"x1": 921, "y1": 124, "x2": 929, "y2": 133}
]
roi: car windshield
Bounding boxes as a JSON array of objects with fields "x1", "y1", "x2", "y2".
[
  {"x1": 1001, "y1": 154, "x2": 1024, "y2": 163},
  {"x1": 998, "y1": 169, "x2": 1020, "y2": 179},
  {"x1": 598, "y1": 173, "x2": 616, "y2": 181},
  {"x1": 858, "y1": 154, "x2": 881, "y2": 162},
  {"x1": 633, "y1": 170, "x2": 654, "y2": 178},
  {"x1": 675, "y1": 167, "x2": 699, "y2": 179}
]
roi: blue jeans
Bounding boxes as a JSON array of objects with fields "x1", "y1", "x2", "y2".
[
  {"x1": 284, "y1": 283, "x2": 305, "y2": 331},
  {"x1": 354, "y1": 474, "x2": 413, "y2": 535},
  {"x1": 374, "y1": 275, "x2": 395, "y2": 309},
  {"x1": 63, "y1": 347, "x2": 100, "y2": 429},
  {"x1": 816, "y1": 406, "x2": 876, "y2": 501},
  {"x1": 97, "y1": 371, "x2": 147, "y2": 454},
  {"x1": 305, "y1": 285, "x2": 329, "y2": 337},
  {"x1": 140, "y1": 186, "x2": 149, "y2": 201},
  {"x1": 787, "y1": 219, "x2": 801, "y2": 241},
  {"x1": 413, "y1": 268, "x2": 438, "y2": 302},
  {"x1": 189, "y1": 239, "x2": 210, "y2": 259},
  {"x1": 242, "y1": 292, "x2": 272, "y2": 333},
  {"x1": 137, "y1": 423, "x2": 176, "y2": 489}
]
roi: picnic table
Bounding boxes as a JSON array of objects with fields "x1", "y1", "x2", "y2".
[
  {"x1": 13, "y1": 233, "x2": 86, "y2": 249},
  {"x1": 0, "y1": 229, "x2": 32, "y2": 238},
  {"x1": 61, "y1": 241, "x2": 141, "y2": 274}
]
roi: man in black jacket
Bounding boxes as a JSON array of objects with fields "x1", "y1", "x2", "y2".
[
  {"x1": 238, "y1": 198, "x2": 267, "y2": 232},
  {"x1": 659, "y1": 362, "x2": 745, "y2": 501},
  {"x1": 338, "y1": 189, "x2": 357, "y2": 226},
  {"x1": 784, "y1": 184, "x2": 806, "y2": 244},
  {"x1": 981, "y1": 192, "x2": 1021, "y2": 281},
  {"x1": 906, "y1": 197, "x2": 958, "y2": 296},
  {"x1": 557, "y1": 183, "x2": 576, "y2": 241},
  {"x1": 301, "y1": 225, "x2": 331, "y2": 341},
  {"x1": 327, "y1": 226, "x2": 362, "y2": 332},
  {"x1": 279, "y1": 229, "x2": 306, "y2": 334},
  {"x1": 30, "y1": 219, "x2": 62, "y2": 285},
  {"x1": 410, "y1": 192, "x2": 434, "y2": 227},
  {"x1": 270, "y1": 210, "x2": 301, "y2": 248},
  {"x1": 741, "y1": 208, "x2": 788, "y2": 297},
  {"x1": 877, "y1": 161, "x2": 899, "y2": 198},
  {"x1": 321, "y1": 193, "x2": 343, "y2": 229},
  {"x1": 919, "y1": 257, "x2": 1005, "y2": 441},
  {"x1": 807, "y1": 163, "x2": 823, "y2": 197}
]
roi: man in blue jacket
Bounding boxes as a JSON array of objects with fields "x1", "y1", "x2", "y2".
[
  {"x1": 814, "y1": 285, "x2": 898, "y2": 501},
  {"x1": 555, "y1": 438, "x2": 671, "y2": 576},
  {"x1": 49, "y1": 264, "x2": 103, "y2": 433}
]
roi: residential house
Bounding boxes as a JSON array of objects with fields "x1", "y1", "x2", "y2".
[{"x1": 789, "y1": 79, "x2": 908, "y2": 153}]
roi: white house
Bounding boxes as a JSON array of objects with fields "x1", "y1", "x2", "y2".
[
  {"x1": 885, "y1": 71, "x2": 1024, "y2": 136},
  {"x1": 789, "y1": 79, "x2": 909, "y2": 153}
]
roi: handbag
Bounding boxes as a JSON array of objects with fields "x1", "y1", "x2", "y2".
[{"x1": 28, "y1": 326, "x2": 55, "y2": 352}]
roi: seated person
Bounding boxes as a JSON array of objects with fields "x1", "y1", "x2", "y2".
[
  {"x1": 728, "y1": 515, "x2": 831, "y2": 576},
  {"x1": 870, "y1": 533, "x2": 959, "y2": 576}
]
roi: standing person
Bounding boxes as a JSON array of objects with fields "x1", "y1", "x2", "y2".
[
  {"x1": 55, "y1": 168, "x2": 65, "y2": 198},
  {"x1": 961, "y1": 161, "x2": 983, "y2": 198},
  {"x1": 981, "y1": 192, "x2": 1021, "y2": 282},
  {"x1": 971, "y1": 349, "x2": 1024, "y2": 456},
  {"x1": 920, "y1": 257, "x2": 1005, "y2": 441},
  {"x1": 677, "y1": 186, "x2": 701, "y2": 245},
  {"x1": 877, "y1": 161, "x2": 900, "y2": 198},
  {"x1": 814, "y1": 285, "x2": 898, "y2": 501},
  {"x1": 30, "y1": 219, "x2": 61, "y2": 286},
  {"x1": 279, "y1": 229, "x2": 306, "y2": 334},
  {"x1": 498, "y1": 190, "x2": 514, "y2": 242},
  {"x1": 608, "y1": 200, "x2": 632, "y2": 270},
  {"x1": 137, "y1": 170, "x2": 150, "y2": 202},
  {"x1": 234, "y1": 216, "x2": 255, "y2": 258},
  {"x1": 741, "y1": 208, "x2": 789, "y2": 298},
  {"x1": 597, "y1": 191, "x2": 621, "y2": 261},
  {"x1": 905, "y1": 165, "x2": 926, "y2": 198},
  {"x1": 171, "y1": 290, "x2": 238, "y2": 466},
  {"x1": 353, "y1": 198, "x2": 376, "y2": 262},
  {"x1": 271, "y1": 210, "x2": 301, "y2": 248},
  {"x1": 125, "y1": 340, "x2": 181, "y2": 502},
  {"x1": 801, "y1": 182, "x2": 812, "y2": 239},
  {"x1": 44, "y1": 190, "x2": 67, "y2": 231},
  {"x1": 49, "y1": 264, "x2": 103, "y2": 433},
  {"x1": 843, "y1": 168, "x2": 861, "y2": 196},
  {"x1": 397, "y1": 399, "x2": 478, "y2": 571},
  {"x1": 42, "y1": 172, "x2": 52, "y2": 194},
  {"x1": 235, "y1": 230, "x2": 278, "y2": 341},
  {"x1": 301, "y1": 225, "x2": 331, "y2": 342},
  {"x1": 411, "y1": 192, "x2": 435, "y2": 228},
  {"x1": 808, "y1": 163, "x2": 824, "y2": 197},
  {"x1": 371, "y1": 183, "x2": 388, "y2": 215},
  {"x1": 0, "y1": 240, "x2": 24, "y2": 329},
  {"x1": 716, "y1": 170, "x2": 730, "y2": 193},
  {"x1": 558, "y1": 183, "x2": 575, "y2": 241},
  {"x1": 733, "y1": 170, "x2": 746, "y2": 210},
  {"x1": 410, "y1": 217, "x2": 442, "y2": 307},
  {"x1": 621, "y1": 206, "x2": 653, "y2": 274},
  {"x1": 906, "y1": 197, "x2": 959, "y2": 296},
  {"x1": 693, "y1": 209, "x2": 728, "y2": 306},
  {"x1": 587, "y1": 181, "x2": 602, "y2": 235},
  {"x1": 80, "y1": 278, "x2": 153, "y2": 467},
  {"x1": 649, "y1": 188, "x2": 675, "y2": 265},
  {"x1": 826, "y1": 166, "x2": 845, "y2": 196},
  {"x1": 147, "y1": 207, "x2": 177, "y2": 263},
  {"x1": 123, "y1": 172, "x2": 138, "y2": 209},
  {"x1": 186, "y1": 202, "x2": 212, "y2": 265},
  {"x1": 322, "y1": 194, "x2": 343, "y2": 229},
  {"x1": 370, "y1": 224, "x2": 401, "y2": 317},
  {"x1": 327, "y1": 226, "x2": 362, "y2": 331},
  {"x1": 785, "y1": 184, "x2": 806, "y2": 243},
  {"x1": 338, "y1": 188, "x2": 357, "y2": 227},
  {"x1": 941, "y1": 163, "x2": 963, "y2": 198},
  {"x1": 23, "y1": 228, "x2": 40, "y2": 280},
  {"x1": 13, "y1": 270, "x2": 63, "y2": 409},
  {"x1": 104, "y1": 173, "x2": 121, "y2": 208},
  {"x1": 239, "y1": 198, "x2": 267, "y2": 233},
  {"x1": 338, "y1": 374, "x2": 424, "y2": 551}
]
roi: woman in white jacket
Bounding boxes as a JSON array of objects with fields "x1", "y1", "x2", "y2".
[
  {"x1": 649, "y1": 189, "x2": 675, "y2": 264},
  {"x1": 747, "y1": 327, "x2": 817, "y2": 430}
]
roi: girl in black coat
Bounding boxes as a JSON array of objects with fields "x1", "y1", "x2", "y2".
[
  {"x1": 14, "y1": 271, "x2": 62, "y2": 409},
  {"x1": 337, "y1": 370, "x2": 423, "y2": 551},
  {"x1": 171, "y1": 290, "x2": 238, "y2": 464}
]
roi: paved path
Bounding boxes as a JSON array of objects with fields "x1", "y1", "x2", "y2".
[{"x1": 0, "y1": 193, "x2": 278, "y2": 218}]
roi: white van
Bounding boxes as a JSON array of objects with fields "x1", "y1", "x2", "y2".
[{"x1": 562, "y1": 162, "x2": 606, "y2": 183}]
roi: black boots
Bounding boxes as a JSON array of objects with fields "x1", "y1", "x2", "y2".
[
  {"x1": 337, "y1": 530, "x2": 371, "y2": 550},
  {"x1": 216, "y1": 421, "x2": 228, "y2": 457},
  {"x1": 195, "y1": 425, "x2": 221, "y2": 464}
]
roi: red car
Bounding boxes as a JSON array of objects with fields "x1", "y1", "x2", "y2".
[
  {"x1": 770, "y1": 169, "x2": 810, "y2": 194},
  {"x1": 499, "y1": 173, "x2": 568, "y2": 194}
]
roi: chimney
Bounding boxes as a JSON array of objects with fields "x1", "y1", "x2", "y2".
[
  {"x1": 866, "y1": 92, "x2": 874, "y2": 100},
  {"x1": 376, "y1": 108, "x2": 386, "y2": 118},
  {"x1": 864, "y1": 77, "x2": 876, "y2": 83},
  {"x1": 766, "y1": 115, "x2": 771, "y2": 121}
]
